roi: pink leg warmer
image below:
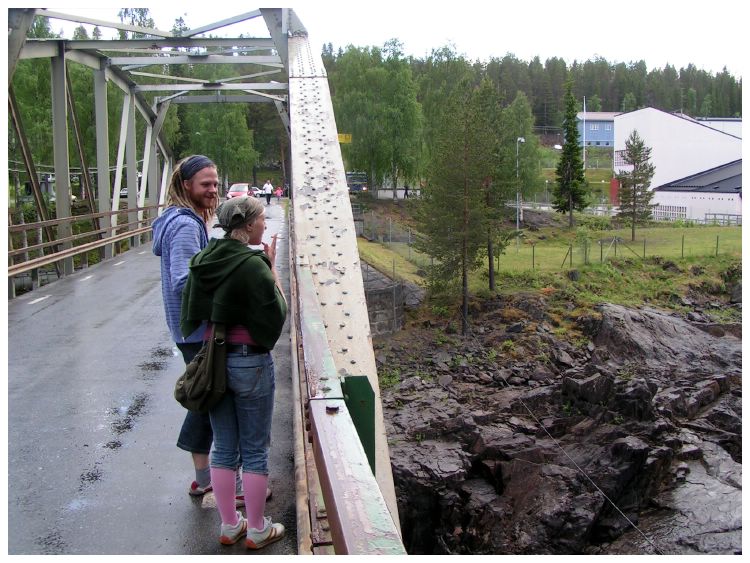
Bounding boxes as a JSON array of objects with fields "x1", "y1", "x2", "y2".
[
  {"x1": 242, "y1": 472, "x2": 269, "y2": 530},
  {"x1": 210, "y1": 467, "x2": 238, "y2": 525}
]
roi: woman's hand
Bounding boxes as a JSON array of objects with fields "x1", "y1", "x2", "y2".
[{"x1": 263, "y1": 233, "x2": 278, "y2": 266}]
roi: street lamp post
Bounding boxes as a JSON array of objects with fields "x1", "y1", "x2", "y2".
[{"x1": 516, "y1": 136, "x2": 525, "y2": 251}]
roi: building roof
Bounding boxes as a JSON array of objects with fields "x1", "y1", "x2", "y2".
[
  {"x1": 654, "y1": 159, "x2": 742, "y2": 194},
  {"x1": 617, "y1": 107, "x2": 742, "y2": 140},
  {"x1": 576, "y1": 111, "x2": 619, "y2": 121},
  {"x1": 696, "y1": 117, "x2": 742, "y2": 123}
]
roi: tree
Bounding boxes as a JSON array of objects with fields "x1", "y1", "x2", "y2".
[
  {"x1": 413, "y1": 45, "x2": 476, "y2": 175},
  {"x1": 117, "y1": 8, "x2": 154, "y2": 39},
  {"x1": 685, "y1": 87, "x2": 698, "y2": 116},
  {"x1": 587, "y1": 93, "x2": 602, "y2": 112},
  {"x1": 553, "y1": 81, "x2": 588, "y2": 228},
  {"x1": 329, "y1": 43, "x2": 422, "y2": 193},
  {"x1": 616, "y1": 130, "x2": 655, "y2": 241},
  {"x1": 621, "y1": 92, "x2": 637, "y2": 112},
  {"x1": 414, "y1": 79, "x2": 492, "y2": 335}
]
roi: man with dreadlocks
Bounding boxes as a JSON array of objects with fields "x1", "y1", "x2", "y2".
[{"x1": 152, "y1": 155, "x2": 247, "y2": 502}]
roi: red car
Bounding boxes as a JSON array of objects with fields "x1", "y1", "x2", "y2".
[{"x1": 227, "y1": 183, "x2": 250, "y2": 198}]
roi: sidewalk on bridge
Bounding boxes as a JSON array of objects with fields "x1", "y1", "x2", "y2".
[{"x1": 7, "y1": 201, "x2": 296, "y2": 555}]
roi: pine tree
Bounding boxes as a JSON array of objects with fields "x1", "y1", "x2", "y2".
[
  {"x1": 414, "y1": 79, "x2": 491, "y2": 335},
  {"x1": 616, "y1": 130, "x2": 656, "y2": 241},
  {"x1": 553, "y1": 81, "x2": 587, "y2": 228}
]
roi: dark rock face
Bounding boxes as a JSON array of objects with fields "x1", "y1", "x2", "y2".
[{"x1": 379, "y1": 299, "x2": 741, "y2": 555}]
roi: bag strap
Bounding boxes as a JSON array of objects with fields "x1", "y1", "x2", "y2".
[{"x1": 213, "y1": 322, "x2": 226, "y2": 344}]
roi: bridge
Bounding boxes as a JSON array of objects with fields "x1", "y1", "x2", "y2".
[{"x1": 7, "y1": 8, "x2": 405, "y2": 555}]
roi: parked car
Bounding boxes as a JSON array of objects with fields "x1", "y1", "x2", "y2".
[
  {"x1": 227, "y1": 183, "x2": 250, "y2": 198},
  {"x1": 250, "y1": 186, "x2": 262, "y2": 198},
  {"x1": 346, "y1": 171, "x2": 368, "y2": 192}
]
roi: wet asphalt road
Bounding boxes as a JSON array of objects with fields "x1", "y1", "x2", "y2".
[{"x1": 7, "y1": 200, "x2": 297, "y2": 555}]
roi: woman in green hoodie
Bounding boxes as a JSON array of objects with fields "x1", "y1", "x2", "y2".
[{"x1": 181, "y1": 196, "x2": 287, "y2": 550}]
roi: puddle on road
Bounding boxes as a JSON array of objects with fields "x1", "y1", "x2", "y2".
[
  {"x1": 36, "y1": 529, "x2": 67, "y2": 554},
  {"x1": 138, "y1": 345, "x2": 172, "y2": 380},
  {"x1": 110, "y1": 392, "x2": 148, "y2": 434}
]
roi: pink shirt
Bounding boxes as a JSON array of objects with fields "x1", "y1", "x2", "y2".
[{"x1": 206, "y1": 322, "x2": 259, "y2": 346}]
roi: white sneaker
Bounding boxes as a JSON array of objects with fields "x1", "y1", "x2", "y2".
[
  {"x1": 246, "y1": 516, "x2": 285, "y2": 550},
  {"x1": 219, "y1": 511, "x2": 247, "y2": 545}
]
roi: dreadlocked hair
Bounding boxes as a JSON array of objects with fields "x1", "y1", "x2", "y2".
[{"x1": 165, "y1": 155, "x2": 218, "y2": 224}]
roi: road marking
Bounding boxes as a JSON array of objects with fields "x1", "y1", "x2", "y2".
[
  {"x1": 114, "y1": 261, "x2": 125, "y2": 266},
  {"x1": 81, "y1": 275, "x2": 94, "y2": 281},
  {"x1": 138, "y1": 251, "x2": 147, "y2": 255},
  {"x1": 28, "y1": 295, "x2": 51, "y2": 305}
]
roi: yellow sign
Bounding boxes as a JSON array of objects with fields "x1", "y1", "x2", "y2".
[{"x1": 338, "y1": 133, "x2": 352, "y2": 144}]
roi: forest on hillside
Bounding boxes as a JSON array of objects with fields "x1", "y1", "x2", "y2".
[{"x1": 322, "y1": 42, "x2": 742, "y2": 130}]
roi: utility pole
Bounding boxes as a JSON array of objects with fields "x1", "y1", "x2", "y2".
[{"x1": 516, "y1": 136, "x2": 525, "y2": 251}]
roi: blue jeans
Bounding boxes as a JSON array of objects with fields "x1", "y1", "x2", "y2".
[
  {"x1": 175, "y1": 342, "x2": 213, "y2": 454},
  {"x1": 209, "y1": 349, "x2": 275, "y2": 474}
]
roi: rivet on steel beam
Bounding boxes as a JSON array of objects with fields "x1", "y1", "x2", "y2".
[
  {"x1": 326, "y1": 405, "x2": 339, "y2": 414},
  {"x1": 350, "y1": 360, "x2": 357, "y2": 364},
  {"x1": 321, "y1": 386, "x2": 331, "y2": 393}
]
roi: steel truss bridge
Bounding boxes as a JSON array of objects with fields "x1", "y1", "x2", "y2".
[{"x1": 7, "y1": 8, "x2": 404, "y2": 555}]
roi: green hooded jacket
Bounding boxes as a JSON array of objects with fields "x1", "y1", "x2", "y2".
[{"x1": 180, "y1": 238, "x2": 287, "y2": 350}]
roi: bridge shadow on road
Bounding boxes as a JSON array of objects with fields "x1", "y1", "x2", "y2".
[{"x1": 7, "y1": 201, "x2": 297, "y2": 555}]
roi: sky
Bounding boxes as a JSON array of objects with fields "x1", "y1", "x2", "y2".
[{"x1": 26, "y1": 1, "x2": 745, "y2": 77}]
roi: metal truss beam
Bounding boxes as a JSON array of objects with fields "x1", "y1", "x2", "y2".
[
  {"x1": 8, "y1": 8, "x2": 37, "y2": 84},
  {"x1": 112, "y1": 54, "x2": 281, "y2": 66},
  {"x1": 287, "y1": 32, "x2": 399, "y2": 532},
  {"x1": 166, "y1": 94, "x2": 280, "y2": 104},
  {"x1": 135, "y1": 82, "x2": 287, "y2": 92},
  {"x1": 183, "y1": 9, "x2": 263, "y2": 37},
  {"x1": 63, "y1": 37, "x2": 276, "y2": 51},
  {"x1": 37, "y1": 9, "x2": 174, "y2": 38}
]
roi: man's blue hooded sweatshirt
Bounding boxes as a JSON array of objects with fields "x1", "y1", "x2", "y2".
[{"x1": 152, "y1": 206, "x2": 209, "y2": 343}]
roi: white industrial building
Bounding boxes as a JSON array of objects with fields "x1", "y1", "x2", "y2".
[
  {"x1": 652, "y1": 160, "x2": 741, "y2": 224},
  {"x1": 613, "y1": 108, "x2": 742, "y2": 222},
  {"x1": 696, "y1": 117, "x2": 742, "y2": 138}
]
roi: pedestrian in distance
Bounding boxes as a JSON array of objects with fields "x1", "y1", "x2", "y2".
[
  {"x1": 262, "y1": 179, "x2": 273, "y2": 205},
  {"x1": 152, "y1": 155, "x2": 244, "y2": 505},
  {"x1": 274, "y1": 186, "x2": 282, "y2": 202},
  {"x1": 181, "y1": 196, "x2": 287, "y2": 550}
]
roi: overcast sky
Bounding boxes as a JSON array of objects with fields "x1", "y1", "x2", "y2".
[{"x1": 25, "y1": 1, "x2": 745, "y2": 77}]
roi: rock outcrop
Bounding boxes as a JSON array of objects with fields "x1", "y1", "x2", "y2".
[{"x1": 379, "y1": 297, "x2": 741, "y2": 555}]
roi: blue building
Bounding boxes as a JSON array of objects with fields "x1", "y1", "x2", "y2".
[{"x1": 576, "y1": 111, "x2": 617, "y2": 147}]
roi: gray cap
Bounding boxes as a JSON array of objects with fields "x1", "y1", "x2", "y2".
[{"x1": 216, "y1": 197, "x2": 262, "y2": 232}]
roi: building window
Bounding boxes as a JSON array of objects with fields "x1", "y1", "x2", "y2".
[
  {"x1": 614, "y1": 150, "x2": 628, "y2": 167},
  {"x1": 590, "y1": 123, "x2": 599, "y2": 131},
  {"x1": 605, "y1": 124, "x2": 612, "y2": 131}
]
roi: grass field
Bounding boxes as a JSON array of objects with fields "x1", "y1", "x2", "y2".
[
  {"x1": 358, "y1": 220, "x2": 742, "y2": 297},
  {"x1": 500, "y1": 225, "x2": 742, "y2": 272}
]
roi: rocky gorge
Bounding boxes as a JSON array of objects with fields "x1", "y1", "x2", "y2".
[{"x1": 376, "y1": 287, "x2": 742, "y2": 554}]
